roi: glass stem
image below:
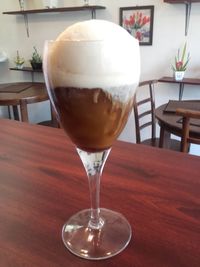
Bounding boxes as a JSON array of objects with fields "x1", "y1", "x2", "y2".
[{"x1": 77, "y1": 148, "x2": 111, "y2": 229}]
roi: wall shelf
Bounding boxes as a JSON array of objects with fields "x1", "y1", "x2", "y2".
[
  {"x1": 10, "y1": 67, "x2": 42, "y2": 72},
  {"x1": 10, "y1": 67, "x2": 42, "y2": 82},
  {"x1": 164, "y1": 0, "x2": 200, "y2": 35},
  {"x1": 3, "y1": 5, "x2": 106, "y2": 37},
  {"x1": 3, "y1": 6, "x2": 105, "y2": 17},
  {"x1": 164, "y1": 0, "x2": 200, "y2": 3}
]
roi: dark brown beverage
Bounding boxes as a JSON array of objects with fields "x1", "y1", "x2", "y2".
[{"x1": 53, "y1": 87, "x2": 133, "y2": 152}]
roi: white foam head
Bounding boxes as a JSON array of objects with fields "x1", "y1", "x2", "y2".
[{"x1": 48, "y1": 20, "x2": 140, "y2": 96}]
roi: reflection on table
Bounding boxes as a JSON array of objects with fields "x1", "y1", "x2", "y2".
[{"x1": 0, "y1": 118, "x2": 199, "y2": 267}]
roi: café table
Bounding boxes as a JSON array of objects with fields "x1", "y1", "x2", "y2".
[
  {"x1": 155, "y1": 100, "x2": 200, "y2": 149},
  {"x1": 0, "y1": 82, "x2": 49, "y2": 122},
  {"x1": 158, "y1": 76, "x2": 200, "y2": 100},
  {"x1": 0, "y1": 119, "x2": 199, "y2": 267}
]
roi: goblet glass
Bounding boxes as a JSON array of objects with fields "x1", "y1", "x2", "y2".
[{"x1": 43, "y1": 39, "x2": 139, "y2": 260}]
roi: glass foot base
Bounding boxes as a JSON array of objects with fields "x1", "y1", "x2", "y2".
[{"x1": 62, "y1": 208, "x2": 132, "y2": 260}]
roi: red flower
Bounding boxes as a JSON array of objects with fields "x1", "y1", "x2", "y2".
[
  {"x1": 176, "y1": 61, "x2": 183, "y2": 70},
  {"x1": 123, "y1": 11, "x2": 150, "y2": 32},
  {"x1": 124, "y1": 19, "x2": 130, "y2": 26},
  {"x1": 129, "y1": 15, "x2": 135, "y2": 26},
  {"x1": 138, "y1": 17, "x2": 142, "y2": 27}
]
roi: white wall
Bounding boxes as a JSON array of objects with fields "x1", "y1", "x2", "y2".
[{"x1": 0, "y1": 0, "x2": 200, "y2": 154}]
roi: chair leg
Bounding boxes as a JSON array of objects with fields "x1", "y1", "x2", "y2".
[
  {"x1": 159, "y1": 126, "x2": 165, "y2": 148},
  {"x1": 181, "y1": 117, "x2": 190, "y2": 153},
  {"x1": 8, "y1": 106, "x2": 12, "y2": 119},
  {"x1": 13, "y1": 105, "x2": 20, "y2": 120},
  {"x1": 20, "y1": 101, "x2": 29, "y2": 122},
  {"x1": 159, "y1": 126, "x2": 171, "y2": 148}
]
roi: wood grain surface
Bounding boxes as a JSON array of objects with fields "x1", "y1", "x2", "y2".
[
  {"x1": 0, "y1": 82, "x2": 48, "y2": 104},
  {"x1": 0, "y1": 119, "x2": 199, "y2": 267}
]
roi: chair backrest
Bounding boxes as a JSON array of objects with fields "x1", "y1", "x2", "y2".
[
  {"x1": 133, "y1": 80, "x2": 157, "y2": 143},
  {"x1": 176, "y1": 108, "x2": 200, "y2": 152}
]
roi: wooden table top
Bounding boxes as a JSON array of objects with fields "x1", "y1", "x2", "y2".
[
  {"x1": 0, "y1": 119, "x2": 199, "y2": 267},
  {"x1": 0, "y1": 82, "x2": 48, "y2": 105},
  {"x1": 155, "y1": 101, "x2": 200, "y2": 138}
]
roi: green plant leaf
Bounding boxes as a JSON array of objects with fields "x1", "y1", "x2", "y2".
[
  {"x1": 181, "y1": 42, "x2": 187, "y2": 64},
  {"x1": 177, "y1": 48, "x2": 180, "y2": 61}
]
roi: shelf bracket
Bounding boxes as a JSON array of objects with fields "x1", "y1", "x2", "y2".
[
  {"x1": 185, "y1": 2, "x2": 192, "y2": 36},
  {"x1": 23, "y1": 13, "x2": 29, "y2": 37},
  {"x1": 91, "y1": 9, "x2": 96, "y2": 19}
]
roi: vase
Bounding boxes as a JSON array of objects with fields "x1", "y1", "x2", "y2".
[
  {"x1": 43, "y1": 0, "x2": 58, "y2": 8},
  {"x1": 174, "y1": 71, "x2": 185, "y2": 81},
  {"x1": 30, "y1": 61, "x2": 42, "y2": 70},
  {"x1": 18, "y1": 0, "x2": 25, "y2": 10},
  {"x1": 16, "y1": 64, "x2": 24, "y2": 69}
]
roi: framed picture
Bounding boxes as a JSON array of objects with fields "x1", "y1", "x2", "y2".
[{"x1": 120, "y1": 5, "x2": 154, "y2": 46}]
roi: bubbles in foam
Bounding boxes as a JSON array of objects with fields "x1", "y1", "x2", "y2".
[{"x1": 49, "y1": 20, "x2": 140, "y2": 97}]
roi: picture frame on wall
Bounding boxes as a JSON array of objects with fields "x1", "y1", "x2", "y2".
[{"x1": 120, "y1": 5, "x2": 154, "y2": 46}]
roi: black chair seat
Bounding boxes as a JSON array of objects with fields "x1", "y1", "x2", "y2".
[{"x1": 38, "y1": 120, "x2": 59, "y2": 128}]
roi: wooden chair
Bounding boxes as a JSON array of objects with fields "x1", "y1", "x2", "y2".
[
  {"x1": 38, "y1": 102, "x2": 61, "y2": 128},
  {"x1": 133, "y1": 80, "x2": 180, "y2": 150},
  {"x1": 176, "y1": 108, "x2": 200, "y2": 153},
  {"x1": 20, "y1": 97, "x2": 59, "y2": 128},
  {"x1": 133, "y1": 80, "x2": 157, "y2": 145}
]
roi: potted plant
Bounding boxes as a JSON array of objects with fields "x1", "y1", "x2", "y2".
[
  {"x1": 30, "y1": 46, "x2": 42, "y2": 70},
  {"x1": 172, "y1": 43, "x2": 190, "y2": 81},
  {"x1": 14, "y1": 50, "x2": 25, "y2": 69}
]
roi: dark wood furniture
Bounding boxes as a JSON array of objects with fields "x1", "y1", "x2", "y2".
[
  {"x1": 155, "y1": 101, "x2": 200, "y2": 150},
  {"x1": 2, "y1": 5, "x2": 106, "y2": 16},
  {"x1": 133, "y1": 80, "x2": 180, "y2": 150},
  {"x1": 3, "y1": 6, "x2": 106, "y2": 37},
  {"x1": 0, "y1": 82, "x2": 57, "y2": 126},
  {"x1": 158, "y1": 76, "x2": 200, "y2": 100},
  {"x1": 10, "y1": 67, "x2": 43, "y2": 82},
  {"x1": 0, "y1": 118, "x2": 199, "y2": 267},
  {"x1": 163, "y1": 0, "x2": 200, "y2": 35},
  {"x1": 133, "y1": 80, "x2": 157, "y2": 145},
  {"x1": 176, "y1": 108, "x2": 200, "y2": 152},
  {"x1": 164, "y1": 0, "x2": 200, "y2": 2}
]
